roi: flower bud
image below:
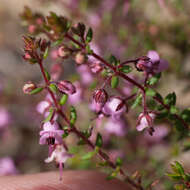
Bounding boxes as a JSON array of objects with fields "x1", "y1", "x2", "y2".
[
  {"x1": 90, "y1": 61, "x2": 103, "y2": 73},
  {"x1": 23, "y1": 82, "x2": 36, "y2": 94},
  {"x1": 23, "y1": 52, "x2": 31, "y2": 61},
  {"x1": 135, "y1": 56, "x2": 151, "y2": 72},
  {"x1": 57, "y1": 80, "x2": 76, "y2": 95},
  {"x1": 58, "y1": 46, "x2": 70, "y2": 58},
  {"x1": 75, "y1": 52, "x2": 86, "y2": 64},
  {"x1": 28, "y1": 25, "x2": 36, "y2": 34},
  {"x1": 93, "y1": 89, "x2": 108, "y2": 106}
]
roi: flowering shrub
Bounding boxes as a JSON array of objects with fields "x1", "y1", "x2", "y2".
[{"x1": 15, "y1": 3, "x2": 190, "y2": 190}]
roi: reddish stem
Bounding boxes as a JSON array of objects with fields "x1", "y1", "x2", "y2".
[{"x1": 37, "y1": 58, "x2": 144, "y2": 190}]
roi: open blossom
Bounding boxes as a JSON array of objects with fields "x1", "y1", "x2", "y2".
[
  {"x1": 102, "y1": 97, "x2": 126, "y2": 119},
  {"x1": 147, "y1": 50, "x2": 169, "y2": 73},
  {"x1": 0, "y1": 157, "x2": 18, "y2": 176},
  {"x1": 136, "y1": 112, "x2": 155, "y2": 133},
  {"x1": 39, "y1": 122, "x2": 64, "y2": 145},
  {"x1": 136, "y1": 51, "x2": 168, "y2": 74},
  {"x1": 104, "y1": 118, "x2": 127, "y2": 137},
  {"x1": 144, "y1": 125, "x2": 169, "y2": 143},
  {"x1": 45, "y1": 145, "x2": 72, "y2": 180}
]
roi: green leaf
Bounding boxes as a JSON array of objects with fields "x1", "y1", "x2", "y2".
[
  {"x1": 106, "y1": 172, "x2": 117, "y2": 180},
  {"x1": 131, "y1": 94, "x2": 142, "y2": 109},
  {"x1": 170, "y1": 106, "x2": 179, "y2": 114},
  {"x1": 116, "y1": 157, "x2": 123, "y2": 167},
  {"x1": 30, "y1": 87, "x2": 43, "y2": 95},
  {"x1": 43, "y1": 47, "x2": 49, "y2": 59},
  {"x1": 147, "y1": 73, "x2": 161, "y2": 85},
  {"x1": 82, "y1": 151, "x2": 95, "y2": 160},
  {"x1": 167, "y1": 173, "x2": 182, "y2": 180},
  {"x1": 174, "y1": 161, "x2": 185, "y2": 175},
  {"x1": 44, "y1": 69, "x2": 51, "y2": 81},
  {"x1": 146, "y1": 88, "x2": 156, "y2": 97},
  {"x1": 85, "y1": 44, "x2": 93, "y2": 54},
  {"x1": 60, "y1": 94, "x2": 68, "y2": 105},
  {"x1": 86, "y1": 27, "x2": 93, "y2": 43},
  {"x1": 164, "y1": 92, "x2": 176, "y2": 106},
  {"x1": 70, "y1": 106, "x2": 77, "y2": 125},
  {"x1": 78, "y1": 22, "x2": 86, "y2": 37},
  {"x1": 109, "y1": 55, "x2": 118, "y2": 66},
  {"x1": 181, "y1": 108, "x2": 190, "y2": 123},
  {"x1": 49, "y1": 84, "x2": 57, "y2": 93},
  {"x1": 43, "y1": 108, "x2": 53, "y2": 123},
  {"x1": 52, "y1": 38, "x2": 64, "y2": 47},
  {"x1": 119, "y1": 65, "x2": 132, "y2": 74},
  {"x1": 111, "y1": 76, "x2": 119, "y2": 88},
  {"x1": 95, "y1": 133, "x2": 103, "y2": 148}
]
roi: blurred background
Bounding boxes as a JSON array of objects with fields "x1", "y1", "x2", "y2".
[{"x1": 0, "y1": 0, "x2": 190, "y2": 189}]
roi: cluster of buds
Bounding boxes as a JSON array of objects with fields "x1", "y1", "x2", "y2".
[{"x1": 23, "y1": 36, "x2": 50, "y2": 64}]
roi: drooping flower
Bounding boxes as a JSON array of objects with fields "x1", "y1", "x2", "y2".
[
  {"x1": 0, "y1": 157, "x2": 18, "y2": 176},
  {"x1": 45, "y1": 145, "x2": 72, "y2": 180},
  {"x1": 136, "y1": 51, "x2": 169, "y2": 74},
  {"x1": 39, "y1": 122, "x2": 64, "y2": 145},
  {"x1": 147, "y1": 50, "x2": 169, "y2": 73},
  {"x1": 36, "y1": 100, "x2": 50, "y2": 115},
  {"x1": 102, "y1": 97, "x2": 126, "y2": 120},
  {"x1": 136, "y1": 112, "x2": 155, "y2": 135}
]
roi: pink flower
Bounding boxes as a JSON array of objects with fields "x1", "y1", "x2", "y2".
[
  {"x1": 77, "y1": 65, "x2": 93, "y2": 85},
  {"x1": 136, "y1": 112, "x2": 155, "y2": 133},
  {"x1": 147, "y1": 50, "x2": 169, "y2": 73},
  {"x1": 36, "y1": 100, "x2": 50, "y2": 115},
  {"x1": 144, "y1": 125, "x2": 169, "y2": 143},
  {"x1": 102, "y1": 97, "x2": 126, "y2": 120},
  {"x1": 0, "y1": 107, "x2": 10, "y2": 129},
  {"x1": 104, "y1": 118, "x2": 127, "y2": 137},
  {"x1": 28, "y1": 25, "x2": 36, "y2": 34},
  {"x1": 57, "y1": 80, "x2": 76, "y2": 95},
  {"x1": 68, "y1": 82, "x2": 82, "y2": 105},
  {"x1": 0, "y1": 157, "x2": 18, "y2": 176},
  {"x1": 39, "y1": 122, "x2": 64, "y2": 145},
  {"x1": 89, "y1": 100, "x2": 104, "y2": 113},
  {"x1": 45, "y1": 145, "x2": 72, "y2": 180}
]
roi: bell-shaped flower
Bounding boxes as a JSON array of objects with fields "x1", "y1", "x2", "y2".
[
  {"x1": 39, "y1": 122, "x2": 64, "y2": 145},
  {"x1": 102, "y1": 97, "x2": 126, "y2": 120}
]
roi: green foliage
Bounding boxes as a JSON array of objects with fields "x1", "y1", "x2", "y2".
[
  {"x1": 30, "y1": 87, "x2": 43, "y2": 95},
  {"x1": 60, "y1": 94, "x2": 68, "y2": 105},
  {"x1": 43, "y1": 107, "x2": 54, "y2": 123},
  {"x1": 164, "y1": 92, "x2": 176, "y2": 106},
  {"x1": 111, "y1": 76, "x2": 119, "y2": 88},
  {"x1": 131, "y1": 94, "x2": 142, "y2": 109},
  {"x1": 95, "y1": 133, "x2": 103, "y2": 148},
  {"x1": 85, "y1": 27, "x2": 93, "y2": 43},
  {"x1": 147, "y1": 73, "x2": 161, "y2": 85},
  {"x1": 49, "y1": 83, "x2": 57, "y2": 93},
  {"x1": 119, "y1": 65, "x2": 133, "y2": 74},
  {"x1": 70, "y1": 106, "x2": 77, "y2": 125}
]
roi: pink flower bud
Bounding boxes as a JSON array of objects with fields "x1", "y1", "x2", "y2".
[
  {"x1": 23, "y1": 52, "x2": 31, "y2": 61},
  {"x1": 90, "y1": 61, "x2": 103, "y2": 73},
  {"x1": 93, "y1": 89, "x2": 108, "y2": 106},
  {"x1": 58, "y1": 46, "x2": 70, "y2": 58},
  {"x1": 23, "y1": 82, "x2": 36, "y2": 94},
  {"x1": 75, "y1": 52, "x2": 86, "y2": 64},
  {"x1": 28, "y1": 25, "x2": 36, "y2": 34},
  {"x1": 57, "y1": 80, "x2": 76, "y2": 95}
]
